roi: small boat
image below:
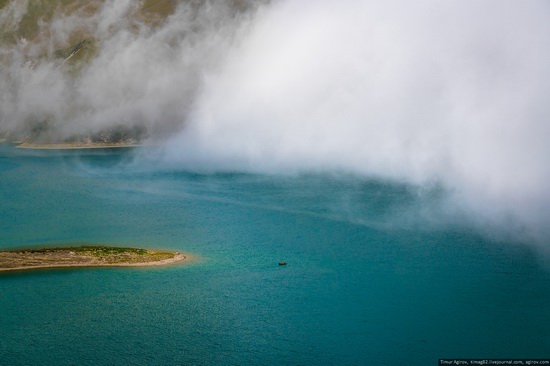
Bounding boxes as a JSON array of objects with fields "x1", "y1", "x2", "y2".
[{"x1": 278, "y1": 261, "x2": 287, "y2": 266}]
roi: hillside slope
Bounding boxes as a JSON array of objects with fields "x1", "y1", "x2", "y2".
[{"x1": 0, "y1": 0, "x2": 263, "y2": 144}]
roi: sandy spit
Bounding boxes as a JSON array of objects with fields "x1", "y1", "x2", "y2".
[{"x1": 0, "y1": 253, "x2": 188, "y2": 272}]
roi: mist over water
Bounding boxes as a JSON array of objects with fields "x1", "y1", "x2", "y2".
[
  {"x1": 165, "y1": 0, "x2": 550, "y2": 248},
  {"x1": 2, "y1": 0, "x2": 550, "y2": 248}
]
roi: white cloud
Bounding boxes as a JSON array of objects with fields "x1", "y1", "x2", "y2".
[
  {"x1": 165, "y1": 0, "x2": 550, "y2": 246},
  {"x1": 2, "y1": 0, "x2": 550, "y2": 247}
]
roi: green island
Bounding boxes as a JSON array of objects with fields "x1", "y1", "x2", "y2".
[{"x1": 0, "y1": 245, "x2": 187, "y2": 272}]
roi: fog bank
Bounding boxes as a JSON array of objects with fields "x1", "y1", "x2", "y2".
[
  {"x1": 0, "y1": 0, "x2": 261, "y2": 141},
  {"x1": 164, "y1": 0, "x2": 550, "y2": 246},
  {"x1": 2, "y1": 0, "x2": 550, "y2": 247}
]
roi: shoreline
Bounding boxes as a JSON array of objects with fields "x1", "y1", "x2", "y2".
[
  {"x1": 15, "y1": 142, "x2": 142, "y2": 150},
  {"x1": 0, "y1": 253, "x2": 187, "y2": 272},
  {"x1": 0, "y1": 246, "x2": 189, "y2": 273}
]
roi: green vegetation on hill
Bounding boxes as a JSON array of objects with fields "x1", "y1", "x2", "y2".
[
  {"x1": 0, "y1": 0, "x2": 263, "y2": 144},
  {"x1": 1, "y1": 0, "x2": 179, "y2": 69}
]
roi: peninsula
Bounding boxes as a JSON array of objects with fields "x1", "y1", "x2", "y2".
[
  {"x1": 15, "y1": 142, "x2": 140, "y2": 149},
  {"x1": 0, "y1": 245, "x2": 187, "y2": 272}
]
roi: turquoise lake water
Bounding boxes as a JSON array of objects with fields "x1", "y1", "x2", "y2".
[{"x1": 0, "y1": 143, "x2": 549, "y2": 365}]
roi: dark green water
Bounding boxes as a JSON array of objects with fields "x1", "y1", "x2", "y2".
[{"x1": 0, "y1": 143, "x2": 549, "y2": 365}]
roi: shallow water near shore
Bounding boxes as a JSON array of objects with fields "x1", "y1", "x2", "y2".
[{"x1": 1, "y1": 143, "x2": 549, "y2": 365}]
